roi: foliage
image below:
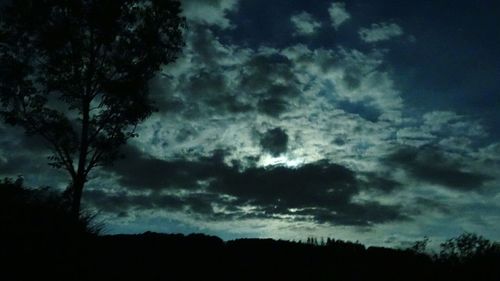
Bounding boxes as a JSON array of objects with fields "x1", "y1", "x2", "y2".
[
  {"x1": 0, "y1": 0, "x2": 185, "y2": 216},
  {"x1": 439, "y1": 232, "x2": 499, "y2": 262},
  {"x1": 0, "y1": 177, "x2": 102, "y2": 236},
  {"x1": 409, "y1": 236, "x2": 430, "y2": 254}
]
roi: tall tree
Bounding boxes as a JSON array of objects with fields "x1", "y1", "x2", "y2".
[{"x1": 0, "y1": 0, "x2": 185, "y2": 218}]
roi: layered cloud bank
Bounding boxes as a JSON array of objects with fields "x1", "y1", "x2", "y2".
[{"x1": 1, "y1": 0, "x2": 499, "y2": 246}]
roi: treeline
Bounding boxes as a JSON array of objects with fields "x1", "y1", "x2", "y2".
[{"x1": 1, "y1": 179, "x2": 499, "y2": 281}]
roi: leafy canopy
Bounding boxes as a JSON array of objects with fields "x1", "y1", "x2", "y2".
[{"x1": 0, "y1": 0, "x2": 185, "y2": 178}]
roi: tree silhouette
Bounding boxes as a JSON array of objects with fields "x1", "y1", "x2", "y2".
[
  {"x1": 439, "y1": 232, "x2": 498, "y2": 262},
  {"x1": 0, "y1": 0, "x2": 185, "y2": 218},
  {"x1": 409, "y1": 236, "x2": 430, "y2": 254}
]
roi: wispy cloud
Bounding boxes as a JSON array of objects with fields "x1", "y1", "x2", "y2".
[
  {"x1": 328, "y1": 2, "x2": 351, "y2": 30},
  {"x1": 359, "y1": 22, "x2": 404, "y2": 42},
  {"x1": 290, "y1": 11, "x2": 322, "y2": 36}
]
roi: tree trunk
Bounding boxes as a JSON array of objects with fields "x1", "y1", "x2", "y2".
[
  {"x1": 72, "y1": 97, "x2": 90, "y2": 219},
  {"x1": 71, "y1": 177, "x2": 84, "y2": 219}
]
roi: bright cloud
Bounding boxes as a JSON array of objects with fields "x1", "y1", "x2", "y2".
[
  {"x1": 181, "y1": 0, "x2": 239, "y2": 29},
  {"x1": 328, "y1": 2, "x2": 351, "y2": 30},
  {"x1": 290, "y1": 11, "x2": 322, "y2": 36}
]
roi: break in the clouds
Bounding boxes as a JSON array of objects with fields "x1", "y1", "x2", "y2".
[
  {"x1": 290, "y1": 11, "x2": 322, "y2": 36},
  {"x1": 2, "y1": 0, "x2": 500, "y2": 247},
  {"x1": 328, "y1": 2, "x2": 351, "y2": 30},
  {"x1": 359, "y1": 22, "x2": 404, "y2": 43}
]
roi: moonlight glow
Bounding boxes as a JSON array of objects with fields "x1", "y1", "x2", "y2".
[
  {"x1": 258, "y1": 154, "x2": 305, "y2": 168},
  {"x1": 1, "y1": 0, "x2": 499, "y2": 248}
]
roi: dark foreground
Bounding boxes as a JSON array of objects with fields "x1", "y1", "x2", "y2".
[
  {"x1": 2, "y1": 232, "x2": 500, "y2": 281},
  {"x1": 1, "y1": 180, "x2": 499, "y2": 281}
]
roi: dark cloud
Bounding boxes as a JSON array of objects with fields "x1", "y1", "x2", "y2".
[
  {"x1": 385, "y1": 145, "x2": 491, "y2": 191},
  {"x1": 413, "y1": 197, "x2": 451, "y2": 215},
  {"x1": 212, "y1": 159, "x2": 356, "y2": 208},
  {"x1": 297, "y1": 203, "x2": 406, "y2": 226},
  {"x1": 0, "y1": 125, "x2": 66, "y2": 183},
  {"x1": 149, "y1": 76, "x2": 185, "y2": 114},
  {"x1": 156, "y1": 28, "x2": 306, "y2": 119},
  {"x1": 209, "y1": 162, "x2": 407, "y2": 225},
  {"x1": 259, "y1": 128, "x2": 288, "y2": 156},
  {"x1": 0, "y1": 125, "x2": 48, "y2": 153},
  {"x1": 342, "y1": 71, "x2": 362, "y2": 90},
  {"x1": 151, "y1": 27, "x2": 255, "y2": 119},
  {"x1": 178, "y1": 69, "x2": 251, "y2": 114},
  {"x1": 84, "y1": 189, "x2": 231, "y2": 219},
  {"x1": 107, "y1": 145, "x2": 231, "y2": 190},
  {"x1": 359, "y1": 173, "x2": 402, "y2": 193},
  {"x1": 97, "y1": 145, "x2": 407, "y2": 226},
  {"x1": 190, "y1": 27, "x2": 224, "y2": 65},
  {"x1": 257, "y1": 97, "x2": 288, "y2": 117},
  {"x1": 239, "y1": 54, "x2": 302, "y2": 117}
]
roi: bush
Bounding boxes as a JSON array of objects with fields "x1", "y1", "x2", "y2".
[{"x1": 0, "y1": 177, "x2": 101, "y2": 237}]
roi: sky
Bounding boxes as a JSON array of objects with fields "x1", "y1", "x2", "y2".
[{"x1": 1, "y1": 0, "x2": 500, "y2": 248}]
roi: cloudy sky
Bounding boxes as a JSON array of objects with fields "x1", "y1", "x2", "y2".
[{"x1": 1, "y1": 0, "x2": 500, "y2": 247}]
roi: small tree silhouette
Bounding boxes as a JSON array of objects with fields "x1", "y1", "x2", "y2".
[
  {"x1": 409, "y1": 236, "x2": 430, "y2": 254},
  {"x1": 439, "y1": 232, "x2": 498, "y2": 262},
  {"x1": 0, "y1": 0, "x2": 185, "y2": 218}
]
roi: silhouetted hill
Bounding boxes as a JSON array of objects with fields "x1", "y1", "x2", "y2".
[
  {"x1": 1, "y1": 179, "x2": 499, "y2": 281},
  {"x1": 81, "y1": 233, "x2": 433, "y2": 281},
  {"x1": 2, "y1": 230, "x2": 500, "y2": 281}
]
